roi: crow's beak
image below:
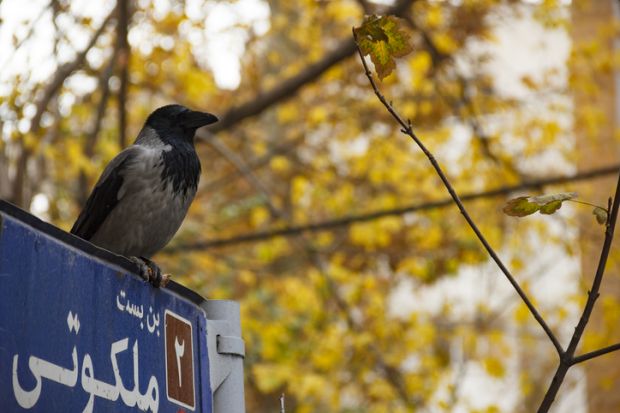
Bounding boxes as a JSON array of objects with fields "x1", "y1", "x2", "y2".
[{"x1": 181, "y1": 110, "x2": 219, "y2": 128}]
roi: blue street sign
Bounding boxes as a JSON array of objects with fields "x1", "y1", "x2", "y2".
[{"x1": 0, "y1": 200, "x2": 213, "y2": 412}]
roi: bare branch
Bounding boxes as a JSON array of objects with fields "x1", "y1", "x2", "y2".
[
  {"x1": 202, "y1": 133, "x2": 304, "y2": 193},
  {"x1": 571, "y1": 342, "x2": 620, "y2": 365},
  {"x1": 352, "y1": 30, "x2": 563, "y2": 355},
  {"x1": 116, "y1": 0, "x2": 130, "y2": 148},
  {"x1": 199, "y1": 41, "x2": 352, "y2": 135},
  {"x1": 32, "y1": 11, "x2": 115, "y2": 134},
  {"x1": 198, "y1": 0, "x2": 415, "y2": 137},
  {"x1": 166, "y1": 164, "x2": 619, "y2": 251},
  {"x1": 204, "y1": 133, "x2": 280, "y2": 216},
  {"x1": 78, "y1": 51, "x2": 118, "y2": 204},
  {"x1": 538, "y1": 168, "x2": 620, "y2": 412},
  {"x1": 10, "y1": 9, "x2": 115, "y2": 207}
]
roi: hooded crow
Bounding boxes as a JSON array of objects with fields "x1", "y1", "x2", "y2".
[{"x1": 71, "y1": 104, "x2": 218, "y2": 286}]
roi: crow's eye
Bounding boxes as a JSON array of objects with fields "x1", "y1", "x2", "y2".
[{"x1": 174, "y1": 109, "x2": 188, "y2": 121}]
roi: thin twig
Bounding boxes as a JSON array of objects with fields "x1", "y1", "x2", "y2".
[
  {"x1": 571, "y1": 342, "x2": 620, "y2": 365},
  {"x1": 116, "y1": 0, "x2": 130, "y2": 148},
  {"x1": 202, "y1": 133, "x2": 304, "y2": 193},
  {"x1": 537, "y1": 170, "x2": 620, "y2": 412},
  {"x1": 352, "y1": 30, "x2": 564, "y2": 356},
  {"x1": 205, "y1": 133, "x2": 280, "y2": 216},
  {"x1": 567, "y1": 199, "x2": 606, "y2": 210},
  {"x1": 0, "y1": 2, "x2": 50, "y2": 77},
  {"x1": 405, "y1": 14, "x2": 504, "y2": 164}
]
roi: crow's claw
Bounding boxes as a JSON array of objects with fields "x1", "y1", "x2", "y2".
[
  {"x1": 129, "y1": 256, "x2": 150, "y2": 281},
  {"x1": 129, "y1": 257, "x2": 171, "y2": 288}
]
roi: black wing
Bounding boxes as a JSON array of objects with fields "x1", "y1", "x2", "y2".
[{"x1": 70, "y1": 147, "x2": 138, "y2": 240}]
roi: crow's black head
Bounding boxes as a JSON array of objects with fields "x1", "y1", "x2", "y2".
[{"x1": 144, "y1": 104, "x2": 218, "y2": 145}]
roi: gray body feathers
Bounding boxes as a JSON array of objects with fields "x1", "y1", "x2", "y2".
[
  {"x1": 79, "y1": 144, "x2": 197, "y2": 257},
  {"x1": 71, "y1": 118, "x2": 205, "y2": 258}
]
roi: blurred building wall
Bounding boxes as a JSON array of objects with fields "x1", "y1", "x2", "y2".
[{"x1": 572, "y1": 0, "x2": 620, "y2": 411}]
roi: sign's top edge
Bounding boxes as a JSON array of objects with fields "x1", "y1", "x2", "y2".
[{"x1": 0, "y1": 199, "x2": 206, "y2": 306}]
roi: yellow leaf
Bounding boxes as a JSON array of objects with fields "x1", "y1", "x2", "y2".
[
  {"x1": 250, "y1": 206, "x2": 270, "y2": 227},
  {"x1": 483, "y1": 357, "x2": 505, "y2": 378},
  {"x1": 252, "y1": 363, "x2": 292, "y2": 393},
  {"x1": 514, "y1": 303, "x2": 529, "y2": 326},
  {"x1": 291, "y1": 175, "x2": 310, "y2": 207},
  {"x1": 432, "y1": 32, "x2": 458, "y2": 54},
  {"x1": 277, "y1": 103, "x2": 298, "y2": 123},
  {"x1": 308, "y1": 106, "x2": 328, "y2": 123},
  {"x1": 269, "y1": 155, "x2": 290, "y2": 173},
  {"x1": 410, "y1": 51, "x2": 431, "y2": 76},
  {"x1": 425, "y1": 7, "x2": 443, "y2": 29},
  {"x1": 354, "y1": 15, "x2": 413, "y2": 79}
]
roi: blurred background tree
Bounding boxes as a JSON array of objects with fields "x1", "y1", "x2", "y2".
[{"x1": 1, "y1": 0, "x2": 620, "y2": 411}]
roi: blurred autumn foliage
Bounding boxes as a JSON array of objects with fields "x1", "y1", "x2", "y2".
[{"x1": 3, "y1": 0, "x2": 620, "y2": 411}]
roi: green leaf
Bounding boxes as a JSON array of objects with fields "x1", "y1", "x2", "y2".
[
  {"x1": 539, "y1": 200, "x2": 562, "y2": 215},
  {"x1": 529, "y1": 192, "x2": 577, "y2": 204},
  {"x1": 504, "y1": 192, "x2": 580, "y2": 219},
  {"x1": 503, "y1": 197, "x2": 540, "y2": 217},
  {"x1": 593, "y1": 207, "x2": 608, "y2": 225},
  {"x1": 354, "y1": 15, "x2": 413, "y2": 80}
]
